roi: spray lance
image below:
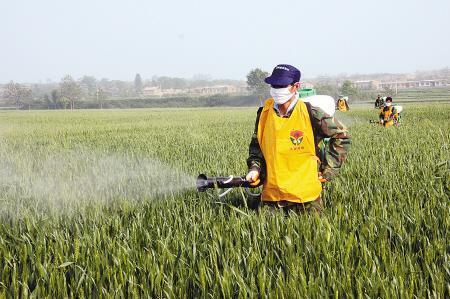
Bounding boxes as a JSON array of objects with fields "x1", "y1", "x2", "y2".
[
  {"x1": 196, "y1": 173, "x2": 328, "y2": 199},
  {"x1": 196, "y1": 174, "x2": 261, "y2": 198}
]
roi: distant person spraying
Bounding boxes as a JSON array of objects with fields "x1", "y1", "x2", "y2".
[{"x1": 379, "y1": 97, "x2": 402, "y2": 127}]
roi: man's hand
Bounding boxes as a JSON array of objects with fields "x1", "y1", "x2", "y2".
[
  {"x1": 319, "y1": 170, "x2": 333, "y2": 183},
  {"x1": 246, "y1": 169, "x2": 260, "y2": 186}
]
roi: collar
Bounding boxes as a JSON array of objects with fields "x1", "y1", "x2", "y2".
[{"x1": 273, "y1": 96, "x2": 299, "y2": 117}]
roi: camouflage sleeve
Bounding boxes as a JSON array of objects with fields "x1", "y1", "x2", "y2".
[
  {"x1": 247, "y1": 108, "x2": 266, "y2": 180},
  {"x1": 247, "y1": 133, "x2": 263, "y2": 170},
  {"x1": 391, "y1": 106, "x2": 398, "y2": 117},
  {"x1": 311, "y1": 106, "x2": 351, "y2": 181}
]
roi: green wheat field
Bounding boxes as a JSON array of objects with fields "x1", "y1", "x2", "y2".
[{"x1": 0, "y1": 103, "x2": 449, "y2": 297}]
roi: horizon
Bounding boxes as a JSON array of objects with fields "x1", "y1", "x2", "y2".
[{"x1": 1, "y1": 66, "x2": 449, "y2": 85}]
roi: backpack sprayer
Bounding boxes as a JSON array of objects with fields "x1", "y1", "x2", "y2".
[{"x1": 196, "y1": 174, "x2": 261, "y2": 198}]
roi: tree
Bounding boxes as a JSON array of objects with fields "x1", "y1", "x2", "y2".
[
  {"x1": 43, "y1": 94, "x2": 51, "y2": 109},
  {"x1": 151, "y1": 76, "x2": 184, "y2": 90},
  {"x1": 96, "y1": 87, "x2": 106, "y2": 109},
  {"x1": 170, "y1": 77, "x2": 187, "y2": 89},
  {"x1": 60, "y1": 75, "x2": 81, "y2": 110},
  {"x1": 80, "y1": 76, "x2": 97, "y2": 96},
  {"x1": 246, "y1": 68, "x2": 269, "y2": 102},
  {"x1": 191, "y1": 74, "x2": 212, "y2": 88},
  {"x1": 111, "y1": 80, "x2": 133, "y2": 97},
  {"x1": 315, "y1": 83, "x2": 339, "y2": 99},
  {"x1": 383, "y1": 84, "x2": 395, "y2": 96},
  {"x1": 134, "y1": 73, "x2": 143, "y2": 94},
  {"x1": 50, "y1": 89, "x2": 60, "y2": 109},
  {"x1": 3, "y1": 81, "x2": 32, "y2": 109},
  {"x1": 59, "y1": 96, "x2": 70, "y2": 109},
  {"x1": 340, "y1": 80, "x2": 358, "y2": 97}
]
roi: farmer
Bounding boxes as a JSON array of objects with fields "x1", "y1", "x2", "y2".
[
  {"x1": 246, "y1": 64, "x2": 351, "y2": 213},
  {"x1": 374, "y1": 95, "x2": 384, "y2": 109},
  {"x1": 379, "y1": 96, "x2": 399, "y2": 127},
  {"x1": 336, "y1": 96, "x2": 350, "y2": 111}
]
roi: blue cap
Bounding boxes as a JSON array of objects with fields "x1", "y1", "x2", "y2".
[{"x1": 264, "y1": 64, "x2": 301, "y2": 86}]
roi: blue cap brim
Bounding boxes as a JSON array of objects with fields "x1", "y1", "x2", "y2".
[{"x1": 264, "y1": 76, "x2": 293, "y2": 86}]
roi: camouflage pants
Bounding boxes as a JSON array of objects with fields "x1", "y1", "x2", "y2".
[{"x1": 261, "y1": 198, "x2": 323, "y2": 215}]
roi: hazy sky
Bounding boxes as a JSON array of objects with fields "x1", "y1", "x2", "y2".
[{"x1": 1, "y1": 0, "x2": 449, "y2": 83}]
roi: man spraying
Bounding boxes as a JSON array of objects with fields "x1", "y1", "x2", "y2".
[
  {"x1": 379, "y1": 96, "x2": 402, "y2": 127},
  {"x1": 246, "y1": 64, "x2": 351, "y2": 213},
  {"x1": 336, "y1": 96, "x2": 350, "y2": 111},
  {"x1": 374, "y1": 95, "x2": 384, "y2": 109}
]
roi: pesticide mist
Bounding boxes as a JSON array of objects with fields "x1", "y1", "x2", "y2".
[{"x1": 0, "y1": 145, "x2": 195, "y2": 217}]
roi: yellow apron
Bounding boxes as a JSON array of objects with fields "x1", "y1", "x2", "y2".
[
  {"x1": 257, "y1": 99, "x2": 322, "y2": 203},
  {"x1": 338, "y1": 99, "x2": 348, "y2": 112},
  {"x1": 380, "y1": 106, "x2": 394, "y2": 127}
]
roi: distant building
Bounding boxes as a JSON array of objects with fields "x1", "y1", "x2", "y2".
[
  {"x1": 142, "y1": 84, "x2": 249, "y2": 97},
  {"x1": 378, "y1": 79, "x2": 447, "y2": 90},
  {"x1": 189, "y1": 85, "x2": 248, "y2": 95},
  {"x1": 352, "y1": 79, "x2": 448, "y2": 90},
  {"x1": 352, "y1": 80, "x2": 380, "y2": 90},
  {"x1": 300, "y1": 82, "x2": 314, "y2": 89},
  {"x1": 162, "y1": 88, "x2": 186, "y2": 96},
  {"x1": 142, "y1": 86, "x2": 162, "y2": 97}
]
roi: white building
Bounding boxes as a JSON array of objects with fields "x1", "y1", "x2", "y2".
[
  {"x1": 142, "y1": 86, "x2": 162, "y2": 97},
  {"x1": 352, "y1": 80, "x2": 380, "y2": 90},
  {"x1": 351, "y1": 79, "x2": 448, "y2": 90},
  {"x1": 189, "y1": 85, "x2": 248, "y2": 95},
  {"x1": 378, "y1": 79, "x2": 447, "y2": 90},
  {"x1": 300, "y1": 82, "x2": 314, "y2": 89}
]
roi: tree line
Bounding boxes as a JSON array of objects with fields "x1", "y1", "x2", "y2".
[
  {"x1": 3, "y1": 75, "x2": 113, "y2": 110},
  {"x1": 1, "y1": 69, "x2": 386, "y2": 110},
  {"x1": 1, "y1": 73, "x2": 250, "y2": 109}
]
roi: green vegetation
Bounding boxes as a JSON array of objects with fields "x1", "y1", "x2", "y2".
[
  {"x1": 246, "y1": 68, "x2": 270, "y2": 99},
  {"x1": 0, "y1": 94, "x2": 262, "y2": 110},
  {"x1": 0, "y1": 103, "x2": 449, "y2": 297},
  {"x1": 395, "y1": 88, "x2": 450, "y2": 102}
]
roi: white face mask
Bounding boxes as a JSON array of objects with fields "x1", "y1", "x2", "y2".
[
  {"x1": 270, "y1": 87, "x2": 295, "y2": 105},
  {"x1": 386, "y1": 102, "x2": 392, "y2": 107}
]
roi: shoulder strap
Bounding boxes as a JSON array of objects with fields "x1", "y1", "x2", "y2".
[
  {"x1": 304, "y1": 102, "x2": 320, "y2": 156},
  {"x1": 253, "y1": 107, "x2": 263, "y2": 134}
]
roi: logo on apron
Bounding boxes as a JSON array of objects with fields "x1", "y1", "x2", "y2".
[{"x1": 290, "y1": 130, "x2": 303, "y2": 145}]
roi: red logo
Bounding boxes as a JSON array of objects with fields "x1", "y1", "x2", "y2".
[{"x1": 290, "y1": 130, "x2": 303, "y2": 145}]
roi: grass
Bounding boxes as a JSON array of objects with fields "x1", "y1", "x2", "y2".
[
  {"x1": 394, "y1": 87, "x2": 450, "y2": 102},
  {"x1": 0, "y1": 103, "x2": 449, "y2": 297}
]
